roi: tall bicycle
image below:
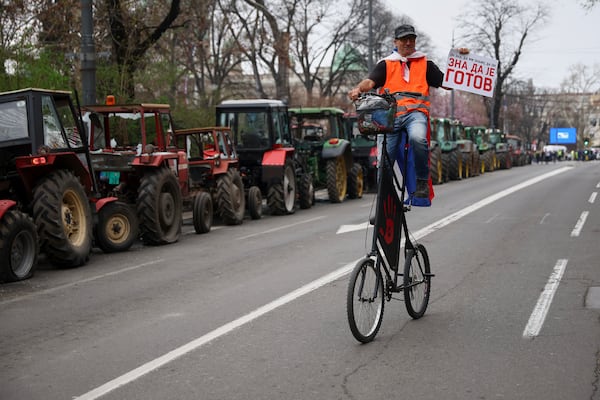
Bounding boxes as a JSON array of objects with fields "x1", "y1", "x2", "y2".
[{"x1": 346, "y1": 91, "x2": 434, "y2": 343}]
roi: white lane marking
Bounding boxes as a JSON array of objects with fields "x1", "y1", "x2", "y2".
[
  {"x1": 570, "y1": 211, "x2": 589, "y2": 237},
  {"x1": 75, "y1": 166, "x2": 572, "y2": 399},
  {"x1": 74, "y1": 264, "x2": 355, "y2": 400},
  {"x1": 416, "y1": 167, "x2": 572, "y2": 238},
  {"x1": 589, "y1": 192, "x2": 597, "y2": 204},
  {"x1": 539, "y1": 213, "x2": 551, "y2": 225},
  {"x1": 523, "y1": 259, "x2": 568, "y2": 338},
  {"x1": 235, "y1": 216, "x2": 326, "y2": 240},
  {"x1": 0, "y1": 259, "x2": 164, "y2": 307},
  {"x1": 336, "y1": 222, "x2": 369, "y2": 234}
]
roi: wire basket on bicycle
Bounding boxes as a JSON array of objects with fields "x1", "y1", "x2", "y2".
[{"x1": 355, "y1": 92, "x2": 397, "y2": 137}]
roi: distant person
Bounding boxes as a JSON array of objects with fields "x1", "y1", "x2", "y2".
[{"x1": 348, "y1": 24, "x2": 468, "y2": 200}]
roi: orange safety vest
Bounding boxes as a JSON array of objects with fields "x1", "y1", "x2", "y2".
[{"x1": 380, "y1": 57, "x2": 430, "y2": 117}]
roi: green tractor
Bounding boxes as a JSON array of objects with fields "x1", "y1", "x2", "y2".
[
  {"x1": 465, "y1": 126, "x2": 496, "y2": 173},
  {"x1": 288, "y1": 107, "x2": 363, "y2": 203},
  {"x1": 342, "y1": 112, "x2": 377, "y2": 193},
  {"x1": 450, "y1": 119, "x2": 479, "y2": 179},
  {"x1": 487, "y1": 128, "x2": 512, "y2": 169},
  {"x1": 430, "y1": 117, "x2": 462, "y2": 182}
]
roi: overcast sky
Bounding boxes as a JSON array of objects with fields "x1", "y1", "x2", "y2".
[{"x1": 382, "y1": 0, "x2": 600, "y2": 89}]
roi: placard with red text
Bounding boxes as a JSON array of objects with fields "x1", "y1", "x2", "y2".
[{"x1": 444, "y1": 49, "x2": 498, "y2": 97}]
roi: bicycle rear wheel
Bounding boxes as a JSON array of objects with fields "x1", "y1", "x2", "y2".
[
  {"x1": 403, "y1": 244, "x2": 431, "y2": 319},
  {"x1": 347, "y1": 257, "x2": 385, "y2": 343}
]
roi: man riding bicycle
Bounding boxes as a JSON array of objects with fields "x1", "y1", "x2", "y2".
[{"x1": 349, "y1": 24, "x2": 468, "y2": 203}]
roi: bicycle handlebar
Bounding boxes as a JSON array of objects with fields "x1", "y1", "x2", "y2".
[{"x1": 355, "y1": 90, "x2": 424, "y2": 105}]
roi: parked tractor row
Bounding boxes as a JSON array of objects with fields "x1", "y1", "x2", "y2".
[
  {"x1": 1, "y1": 90, "x2": 366, "y2": 284},
  {"x1": 341, "y1": 113, "x2": 532, "y2": 190},
  {"x1": 429, "y1": 118, "x2": 531, "y2": 185},
  {"x1": 2, "y1": 88, "x2": 533, "y2": 284},
  {"x1": 215, "y1": 100, "x2": 366, "y2": 214}
]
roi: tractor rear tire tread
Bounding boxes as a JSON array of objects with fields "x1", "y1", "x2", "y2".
[
  {"x1": 298, "y1": 173, "x2": 314, "y2": 209},
  {"x1": 193, "y1": 191, "x2": 213, "y2": 234},
  {"x1": 0, "y1": 209, "x2": 38, "y2": 282},
  {"x1": 217, "y1": 169, "x2": 245, "y2": 225},
  {"x1": 267, "y1": 161, "x2": 296, "y2": 215},
  {"x1": 326, "y1": 157, "x2": 347, "y2": 203},
  {"x1": 33, "y1": 170, "x2": 92, "y2": 267},
  {"x1": 348, "y1": 163, "x2": 364, "y2": 199},
  {"x1": 137, "y1": 168, "x2": 183, "y2": 245}
]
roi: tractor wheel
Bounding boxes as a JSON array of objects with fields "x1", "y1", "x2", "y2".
[
  {"x1": 448, "y1": 149, "x2": 462, "y2": 180},
  {"x1": 33, "y1": 170, "x2": 92, "y2": 267},
  {"x1": 95, "y1": 201, "x2": 138, "y2": 253},
  {"x1": 193, "y1": 191, "x2": 212, "y2": 234},
  {"x1": 267, "y1": 160, "x2": 296, "y2": 215},
  {"x1": 348, "y1": 163, "x2": 364, "y2": 199},
  {"x1": 430, "y1": 146, "x2": 443, "y2": 185},
  {"x1": 326, "y1": 157, "x2": 347, "y2": 203},
  {"x1": 247, "y1": 185, "x2": 263, "y2": 220},
  {"x1": 461, "y1": 152, "x2": 471, "y2": 179},
  {"x1": 0, "y1": 209, "x2": 38, "y2": 282},
  {"x1": 217, "y1": 169, "x2": 245, "y2": 225},
  {"x1": 441, "y1": 152, "x2": 450, "y2": 182},
  {"x1": 478, "y1": 153, "x2": 486, "y2": 175},
  {"x1": 484, "y1": 151, "x2": 495, "y2": 172},
  {"x1": 497, "y1": 153, "x2": 510, "y2": 169},
  {"x1": 482, "y1": 152, "x2": 489, "y2": 171},
  {"x1": 137, "y1": 168, "x2": 182, "y2": 245},
  {"x1": 472, "y1": 150, "x2": 481, "y2": 176},
  {"x1": 506, "y1": 153, "x2": 513, "y2": 169},
  {"x1": 497, "y1": 153, "x2": 505, "y2": 169},
  {"x1": 298, "y1": 173, "x2": 314, "y2": 209}
]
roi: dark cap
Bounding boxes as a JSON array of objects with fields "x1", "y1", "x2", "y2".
[{"x1": 394, "y1": 24, "x2": 417, "y2": 39}]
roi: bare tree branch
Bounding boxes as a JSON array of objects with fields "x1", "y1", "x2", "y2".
[{"x1": 457, "y1": 0, "x2": 548, "y2": 129}]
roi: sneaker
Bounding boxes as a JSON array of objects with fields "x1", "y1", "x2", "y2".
[
  {"x1": 414, "y1": 179, "x2": 429, "y2": 199},
  {"x1": 369, "y1": 215, "x2": 375, "y2": 225}
]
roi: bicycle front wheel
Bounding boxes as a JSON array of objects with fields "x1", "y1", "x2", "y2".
[
  {"x1": 347, "y1": 257, "x2": 385, "y2": 343},
  {"x1": 403, "y1": 244, "x2": 431, "y2": 319}
]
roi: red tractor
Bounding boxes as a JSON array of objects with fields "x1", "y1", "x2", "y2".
[
  {"x1": 216, "y1": 99, "x2": 313, "y2": 215},
  {"x1": 174, "y1": 126, "x2": 257, "y2": 233},
  {"x1": 505, "y1": 134, "x2": 528, "y2": 166},
  {"x1": 0, "y1": 88, "x2": 131, "y2": 282},
  {"x1": 81, "y1": 99, "x2": 184, "y2": 247}
]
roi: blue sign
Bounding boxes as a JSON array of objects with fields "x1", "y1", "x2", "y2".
[{"x1": 549, "y1": 127, "x2": 577, "y2": 144}]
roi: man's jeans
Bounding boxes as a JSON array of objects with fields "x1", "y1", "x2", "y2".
[{"x1": 377, "y1": 111, "x2": 429, "y2": 180}]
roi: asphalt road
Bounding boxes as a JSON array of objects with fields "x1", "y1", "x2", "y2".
[{"x1": 1, "y1": 160, "x2": 599, "y2": 400}]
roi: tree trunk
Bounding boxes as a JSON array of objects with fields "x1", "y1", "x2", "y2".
[{"x1": 107, "y1": 0, "x2": 181, "y2": 100}]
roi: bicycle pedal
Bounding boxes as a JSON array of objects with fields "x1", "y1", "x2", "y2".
[{"x1": 424, "y1": 273, "x2": 435, "y2": 278}]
